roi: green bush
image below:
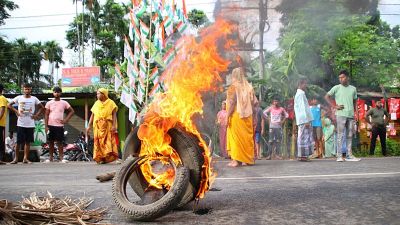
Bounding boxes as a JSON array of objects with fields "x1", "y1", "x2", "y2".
[{"x1": 387, "y1": 139, "x2": 400, "y2": 156}]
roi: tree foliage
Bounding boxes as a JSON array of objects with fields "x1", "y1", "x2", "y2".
[
  {"x1": 255, "y1": 0, "x2": 400, "y2": 105},
  {"x1": 188, "y1": 9, "x2": 209, "y2": 28},
  {"x1": 0, "y1": 0, "x2": 18, "y2": 25}
]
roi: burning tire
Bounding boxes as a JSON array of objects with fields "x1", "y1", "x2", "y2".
[
  {"x1": 122, "y1": 125, "x2": 204, "y2": 207},
  {"x1": 112, "y1": 156, "x2": 190, "y2": 221}
]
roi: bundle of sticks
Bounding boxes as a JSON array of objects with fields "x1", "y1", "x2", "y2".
[{"x1": 0, "y1": 192, "x2": 108, "y2": 225}]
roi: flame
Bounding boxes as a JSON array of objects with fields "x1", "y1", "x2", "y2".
[{"x1": 137, "y1": 18, "x2": 238, "y2": 198}]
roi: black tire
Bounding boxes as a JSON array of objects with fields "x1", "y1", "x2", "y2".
[
  {"x1": 122, "y1": 125, "x2": 204, "y2": 207},
  {"x1": 112, "y1": 156, "x2": 189, "y2": 221}
]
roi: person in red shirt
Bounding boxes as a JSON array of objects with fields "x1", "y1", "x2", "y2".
[{"x1": 44, "y1": 87, "x2": 75, "y2": 163}]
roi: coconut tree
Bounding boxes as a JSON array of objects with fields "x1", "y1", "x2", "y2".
[{"x1": 43, "y1": 40, "x2": 64, "y2": 85}]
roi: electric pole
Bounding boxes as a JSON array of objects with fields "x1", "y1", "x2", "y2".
[{"x1": 258, "y1": 0, "x2": 270, "y2": 102}]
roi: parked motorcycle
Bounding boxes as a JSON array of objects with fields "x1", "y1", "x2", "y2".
[{"x1": 40, "y1": 131, "x2": 93, "y2": 162}]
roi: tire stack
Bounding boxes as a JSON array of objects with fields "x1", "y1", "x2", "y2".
[{"x1": 112, "y1": 125, "x2": 205, "y2": 221}]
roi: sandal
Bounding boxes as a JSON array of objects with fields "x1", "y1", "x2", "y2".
[
  {"x1": 9, "y1": 160, "x2": 18, "y2": 164},
  {"x1": 22, "y1": 160, "x2": 32, "y2": 164}
]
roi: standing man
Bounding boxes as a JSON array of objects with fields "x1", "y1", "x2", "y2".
[
  {"x1": 262, "y1": 98, "x2": 289, "y2": 159},
  {"x1": 325, "y1": 70, "x2": 360, "y2": 162},
  {"x1": 365, "y1": 101, "x2": 389, "y2": 156},
  {"x1": 0, "y1": 84, "x2": 8, "y2": 164},
  {"x1": 44, "y1": 87, "x2": 75, "y2": 163},
  {"x1": 294, "y1": 79, "x2": 314, "y2": 161},
  {"x1": 8, "y1": 83, "x2": 44, "y2": 164}
]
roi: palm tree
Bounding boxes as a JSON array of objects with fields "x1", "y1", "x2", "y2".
[{"x1": 43, "y1": 41, "x2": 64, "y2": 85}]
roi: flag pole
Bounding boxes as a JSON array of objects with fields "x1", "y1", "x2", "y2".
[{"x1": 145, "y1": 1, "x2": 153, "y2": 106}]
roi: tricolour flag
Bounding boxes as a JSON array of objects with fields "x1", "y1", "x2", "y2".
[
  {"x1": 175, "y1": 37, "x2": 185, "y2": 53},
  {"x1": 176, "y1": 21, "x2": 189, "y2": 35},
  {"x1": 120, "y1": 84, "x2": 132, "y2": 108},
  {"x1": 162, "y1": 16, "x2": 173, "y2": 36},
  {"x1": 149, "y1": 82, "x2": 160, "y2": 97},
  {"x1": 139, "y1": 54, "x2": 147, "y2": 79},
  {"x1": 114, "y1": 64, "x2": 123, "y2": 92},
  {"x1": 127, "y1": 61, "x2": 137, "y2": 89},
  {"x1": 137, "y1": 77, "x2": 146, "y2": 103},
  {"x1": 133, "y1": 0, "x2": 147, "y2": 18},
  {"x1": 129, "y1": 101, "x2": 138, "y2": 123},
  {"x1": 162, "y1": 48, "x2": 175, "y2": 66},
  {"x1": 140, "y1": 20, "x2": 150, "y2": 40},
  {"x1": 124, "y1": 36, "x2": 134, "y2": 63},
  {"x1": 149, "y1": 67, "x2": 159, "y2": 82}
]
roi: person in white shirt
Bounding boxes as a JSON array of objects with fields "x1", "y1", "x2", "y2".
[
  {"x1": 8, "y1": 83, "x2": 44, "y2": 164},
  {"x1": 294, "y1": 79, "x2": 314, "y2": 161}
]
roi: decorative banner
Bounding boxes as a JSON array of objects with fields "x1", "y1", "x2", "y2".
[
  {"x1": 356, "y1": 99, "x2": 366, "y2": 121},
  {"x1": 389, "y1": 122, "x2": 396, "y2": 136}
]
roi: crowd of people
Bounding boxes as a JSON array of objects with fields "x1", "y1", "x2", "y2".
[
  {"x1": 0, "y1": 84, "x2": 119, "y2": 165},
  {"x1": 216, "y1": 69, "x2": 390, "y2": 166},
  {"x1": 0, "y1": 68, "x2": 390, "y2": 167}
]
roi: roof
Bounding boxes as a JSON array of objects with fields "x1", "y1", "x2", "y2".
[
  {"x1": 358, "y1": 91, "x2": 400, "y2": 99},
  {"x1": 4, "y1": 92, "x2": 96, "y2": 100}
]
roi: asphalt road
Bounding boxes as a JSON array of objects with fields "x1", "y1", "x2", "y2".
[{"x1": 1, "y1": 157, "x2": 399, "y2": 225}]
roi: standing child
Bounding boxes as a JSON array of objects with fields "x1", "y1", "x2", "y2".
[
  {"x1": 322, "y1": 118, "x2": 336, "y2": 157},
  {"x1": 8, "y1": 83, "x2": 44, "y2": 164},
  {"x1": 5, "y1": 132, "x2": 16, "y2": 160},
  {"x1": 310, "y1": 98, "x2": 323, "y2": 158},
  {"x1": 44, "y1": 87, "x2": 75, "y2": 163},
  {"x1": 263, "y1": 98, "x2": 289, "y2": 159}
]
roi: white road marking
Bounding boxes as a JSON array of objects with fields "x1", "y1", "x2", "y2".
[{"x1": 216, "y1": 172, "x2": 400, "y2": 180}]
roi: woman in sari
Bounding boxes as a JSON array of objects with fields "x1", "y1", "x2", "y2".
[
  {"x1": 226, "y1": 67, "x2": 256, "y2": 167},
  {"x1": 86, "y1": 88, "x2": 119, "y2": 164}
]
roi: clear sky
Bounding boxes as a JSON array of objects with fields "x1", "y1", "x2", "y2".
[{"x1": 0, "y1": 0, "x2": 399, "y2": 74}]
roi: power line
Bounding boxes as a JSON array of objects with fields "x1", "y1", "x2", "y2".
[
  {"x1": 0, "y1": 24, "x2": 70, "y2": 30},
  {"x1": 7, "y1": 13, "x2": 76, "y2": 19}
]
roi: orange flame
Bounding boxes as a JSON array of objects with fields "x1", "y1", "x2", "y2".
[{"x1": 137, "y1": 18, "x2": 238, "y2": 198}]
